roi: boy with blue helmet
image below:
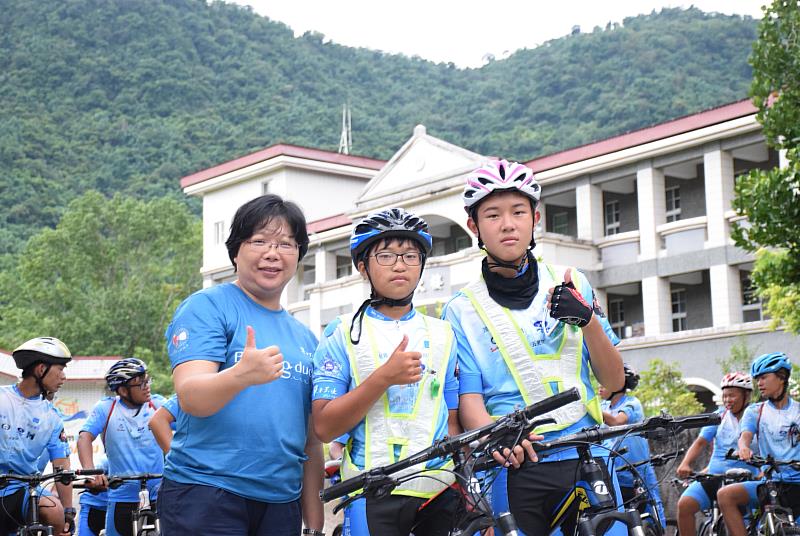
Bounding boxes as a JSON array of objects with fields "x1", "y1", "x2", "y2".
[
  {"x1": 676, "y1": 372, "x2": 756, "y2": 536},
  {"x1": 719, "y1": 352, "x2": 800, "y2": 536},
  {"x1": 444, "y1": 159, "x2": 625, "y2": 535},
  {"x1": 312, "y1": 208, "x2": 460, "y2": 536},
  {"x1": 78, "y1": 358, "x2": 165, "y2": 536}
]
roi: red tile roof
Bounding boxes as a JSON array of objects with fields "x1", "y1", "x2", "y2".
[
  {"x1": 308, "y1": 213, "x2": 352, "y2": 234},
  {"x1": 525, "y1": 99, "x2": 758, "y2": 172},
  {"x1": 180, "y1": 143, "x2": 386, "y2": 188}
]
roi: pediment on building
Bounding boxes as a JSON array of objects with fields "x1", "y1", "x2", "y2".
[{"x1": 353, "y1": 125, "x2": 485, "y2": 214}]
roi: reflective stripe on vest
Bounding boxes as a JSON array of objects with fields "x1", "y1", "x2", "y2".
[
  {"x1": 339, "y1": 313, "x2": 455, "y2": 497},
  {"x1": 462, "y1": 264, "x2": 602, "y2": 433}
]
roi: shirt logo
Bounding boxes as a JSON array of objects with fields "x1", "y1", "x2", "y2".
[{"x1": 171, "y1": 327, "x2": 189, "y2": 351}]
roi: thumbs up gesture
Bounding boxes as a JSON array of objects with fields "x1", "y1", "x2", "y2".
[
  {"x1": 375, "y1": 335, "x2": 423, "y2": 387},
  {"x1": 236, "y1": 326, "x2": 285, "y2": 386},
  {"x1": 547, "y1": 269, "x2": 593, "y2": 328}
]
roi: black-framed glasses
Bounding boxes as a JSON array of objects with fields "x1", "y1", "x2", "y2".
[
  {"x1": 245, "y1": 239, "x2": 299, "y2": 255},
  {"x1": 126, "y1": 375, "x2": 152, "y2": 389},
  {"x1": 371, "y1": 252, "x2": 422, "y2": 266}
]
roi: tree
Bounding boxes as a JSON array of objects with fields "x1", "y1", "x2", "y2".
[
  {"x1": 716, "y1": 335, "x2": 760, "y2": 374},
  {"x1": 635, "y1": 359, "x2": 704, "y2": 417},
  {"x1": 0, "y1": 191, "x2": 202, "y2": 393},
  {"x1": 732, "y1": 0, "x2": 800, "y2": 333}
]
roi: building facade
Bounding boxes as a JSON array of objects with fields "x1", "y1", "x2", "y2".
[{"x1": 181, "y1": 100, "x2": 800, "y2": 403}]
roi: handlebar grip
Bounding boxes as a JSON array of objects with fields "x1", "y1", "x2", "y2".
[
  {"x1": 522, "y1": 387, "x2": 581, "y2": 420},
  {"x1": 76, "y1": 469, "x2": 106, "y2": 476},
  {"x1": 320, "y1": 475, "x2": 365, "y2": 503}
]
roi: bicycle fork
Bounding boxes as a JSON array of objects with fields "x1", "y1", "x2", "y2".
[{"x1": 132, "y1": 483, "x2": 160, "y2": 535}]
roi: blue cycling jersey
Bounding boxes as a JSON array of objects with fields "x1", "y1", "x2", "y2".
[{"x1": 741, "y1": 398, "x2": 800, "y2": 482}]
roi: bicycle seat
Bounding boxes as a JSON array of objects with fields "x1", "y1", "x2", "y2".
[{"x1": 724, "y1": 468, "x2": 753, "y2": 483}]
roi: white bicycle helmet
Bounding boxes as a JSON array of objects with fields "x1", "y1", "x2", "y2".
[
  {"x1": 463, "y1": 159, "x2": 541, "y2": 214},
  {"x1": 12, "y1": 337, "x2": 72, "y2": 369},
  {"x1": 720, "y1": 371, "x2": 753, "y2": 391}
]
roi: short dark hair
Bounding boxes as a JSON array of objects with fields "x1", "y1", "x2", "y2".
[
  {"x1": 468, "y1": 189, "x2": 537, "y2": 222},
  {"x1": 225, "y1": 194, "x2": 310, "y2": 269}
]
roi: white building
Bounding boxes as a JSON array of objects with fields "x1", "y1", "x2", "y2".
[{"x1": 181, "y1": 100, "x2": 800, "y2": 405}]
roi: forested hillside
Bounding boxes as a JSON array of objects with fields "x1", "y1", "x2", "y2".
[{"x1": 0, "y1": 0, "x2": 758, "y2": 254}]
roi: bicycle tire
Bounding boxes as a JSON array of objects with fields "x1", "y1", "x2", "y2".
[
  {"x1": 775, "y1": 525, "x2": 800, "y2": 536},
  {"x1": 698, "y1": 519, "x2": 714, "y2": 536},
  {"x1": 332, "y1": 524, "x2": 343, "y2": 536}
]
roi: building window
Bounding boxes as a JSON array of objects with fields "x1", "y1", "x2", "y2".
[
  {"x1": 552, "y1": 212, "x2": 569, "y2": 235},
  {"x1": 336, "y1": 255, "x2": 352, "y2": 278},
  {"x1": 214, "y1": 221, "x2": 225, "y2": 245},
  {"x1": 666, "y1": 186, "x2": 681, "y2": 222},
  {"x1": 262, "y1": 181, "x2": 271, "y2": 195},
  {"x1": 671, "y1": 289, "x2": 687, "y2": 332},
  {"x1": 741, "y1": 271, "x2": 763, "y2": 322},
  {"x1": 609, "y1": 299, "x2": 625, "y2": 339},
  {"x1": 605, "y1": 201, "x2": 620, "y2": 236},
  {"x1": 454, "y1": 234, "x2": 472, "y2": 251}
]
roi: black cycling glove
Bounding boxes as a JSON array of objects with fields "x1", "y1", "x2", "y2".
[
  {"x1": 549, "y1": 281, "x2": 593, "y2": 327},
  {"x1": 64, "y1": 507, "x2": 77, "y2": 534}
]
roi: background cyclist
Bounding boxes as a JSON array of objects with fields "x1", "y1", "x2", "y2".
[
  {"x1": 312, "y1": 208, "x2": 460, "y2": 536},
  {"x1": 1, "y1": 337, "x2": 74, "y2": 535},
  {"x1": 718, "y1": 352, "x2": 800, "y2": 536},
  {"x1": 675, "y1": 371, "x2": 756, "y2": 536},
  {"x1": 443, "y1": 159, "x2": 625, "y2": 535},
  {"x1": 149, "y1": 394, "x2": 180, "y2": 455},
  {"x1": 600, "y1": 364, "x2": 666, "y2": 531},
  {"x1": 77, "y1": 358, "x2": 165, "y2": 536}
]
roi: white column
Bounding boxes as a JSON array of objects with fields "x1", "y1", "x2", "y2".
[
  {"x1": 704, "y1": 143, "x2": 735, "y2": 247},
  {"x1": 636, "y1": 162, "x2": 665, "y2": 259},
  {"x1": 709, "y1": 264, "x2": 743, "y2": 327},
  {"x1": 642, "y1": 276, "x2": 671, "y2": 336},
  {"x1": 576, "y1": 180, "x2": 604, "y2": 242},
  {"x1": 314, "y1": 248, "x2": 336, "y2": 284}
]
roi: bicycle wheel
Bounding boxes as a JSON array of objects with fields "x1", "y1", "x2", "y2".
[{"x1": 775, "y1": 524, "x2": 800, "y2": 536}]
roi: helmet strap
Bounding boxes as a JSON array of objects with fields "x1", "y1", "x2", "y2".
[{"x1": 34, "y1": 363, "x2": 53, "y2": 399}]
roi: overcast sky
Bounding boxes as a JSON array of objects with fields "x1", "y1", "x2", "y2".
[{"x1": 231, "y1": 0, "x2": 766, "y2": 68}]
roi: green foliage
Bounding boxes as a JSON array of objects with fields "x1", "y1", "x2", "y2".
[
  {"x1": 635, "y1": 359, "x2": 704, "y2": 417},
  {"x1": 0, "y1": 191, "x2": 201, "y2": 393},
  {"x1": 0, "y1": 2, "x2": 759, "y2": 254},
  {"x1": 717, "y1": 335, "x2": 760, "y2": 374},
  {"x1": 732, "y1": 0, "x2": 800, "y2": 333}
]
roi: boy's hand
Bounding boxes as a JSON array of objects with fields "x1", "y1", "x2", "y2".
[
  {"x1": 376, "y1": 335, "x2": 422, "y2": 386},
  {"x1": 548, "y1": 269, "x2": 593, "y2": 327}
]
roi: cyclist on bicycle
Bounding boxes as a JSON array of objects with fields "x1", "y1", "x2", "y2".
[
  {"x1": 148, "y1": 394, "x2": 180, "y2": 455},
  {"x1": 77, "y1": 454, "x2": 109, "y2": 536},
  {"x1": 718, "y1": 352, "x2": 800, "y2": 536},
  {"x1": 312, "y1": 208, "x2": 460, "y2": 536},
  {"x1": 77, "y1": 358, "x2": 165, "y2": 536},
  {"x1": 1, "y1": 337, "x2": 75, "y2": 535},
  {"x1": 443, "y1": 159, "x2": 625, "y2": 535},
  {"x1": 675, "y1": 371, "x2": 756, "y2": 536},
  {"x1": 600, "y1": 363, "x2": 666, "y2": 530}
]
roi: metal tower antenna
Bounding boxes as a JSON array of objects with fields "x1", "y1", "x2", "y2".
[{"x1": 338, "y1": 103, "x2": 352, "y2": 155}]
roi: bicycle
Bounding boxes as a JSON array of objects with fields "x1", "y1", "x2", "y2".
[
  {"x1": 324, "y1": 459, "x2": 344, "y2": 536},
  {"x1": 80, "y1": 473, "x2": 161, "y2": 536},
  {"x1": 0, "y1": 468, "x2": 105, "y2": 536},
  {"x1": 724, "y1": 452, "x2": 800, "y2": 536},
  {"x1": 670, "y1": 468, "x2": 753, "y2": 536}
]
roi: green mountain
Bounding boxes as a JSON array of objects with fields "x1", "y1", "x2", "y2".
[{"x1": 0, "y1": 0, "x2": 758, "y2": 254}]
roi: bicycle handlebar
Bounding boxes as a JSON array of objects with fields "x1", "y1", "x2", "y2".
[
  {"x1": 321, "y1": 387, "x2": 582, "y2": 502},
  {"x1": 0, "y1": 468, "x2": 106, "y2": 486},
  {"x1": 614, "y1": 448, "x2": 685, "y2": 473},
  {"x1": 724, "y1": 450, "x2": 800, "y2": 471}
]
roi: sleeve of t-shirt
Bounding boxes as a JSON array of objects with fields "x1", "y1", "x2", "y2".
[
  {"x1": 163, "y1": 395, "x2": 180, "y2": 419},
  {"x1": 443, "y1": 328, "x2": 459, "y2": 410},
  {"x1": 166, "y1": 292, "x2": 229, "y2": 368},
  {"x1": 740, "y1": 403, "x2": 760, "y2": 435},
  {"x1": 81, "y1": 399, "x2": 112, "y2": 438},
  {"x1": 700, "y1": 424, "x2": 718, "y2": 442},
  {"x1": 574, "y1": 270, "x2": 620, "y2": 360},
  {"x1": 442, "y1": 296, "x2": 483, "y2": 396},
  {"x1": 619, "y1": 397, "x2": 644, "y2": 424},
  {"x1": 312, "y1": 318, "x2": 352, "y2": 401},
  {"x1": 46, "y1": 418, "x2": 70, "y2": 461}
]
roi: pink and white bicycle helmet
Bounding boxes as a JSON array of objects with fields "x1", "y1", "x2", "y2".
[
  {"x1": 720, "y1": 371, "x2": 753, "y2": 391},
  {"x1": 463, "y1": 159, "x2": 541, "y2": 214}
]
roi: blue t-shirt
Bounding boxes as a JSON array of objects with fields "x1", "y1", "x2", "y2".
[
  {"x1": 312, "y1": 307, "x2": 458, "y2": 469},
  {"x1": 164, "y1": 282, "x2": 318, "y2": 502},
  {"x1": 162, "y1": 394, "x2": 181, "y2": 420},
  {"x1": 82, "y1": 394, "x2": 165, "y2": 502},
  {"x1": 79, "y1": 455, "x2": 109, "y2": 509},
  {"x1": 443, "y1": 262, "x2": 619, "y2": 461},
  {"x1": 699, "y1": 407, "x2": 759, "y2": 475},
  {"x1": 35, "y1": 402, "x2": 67, "y2": 473},
  {"x1": 0, "y1": 385, "x2": 70, "y2": 496},
  {"x1": 741, "y1": 398, "x2": 800, "y2": 482},
  {"x1": 602, "y1": 395, "x2": 650, "y2": 488}
]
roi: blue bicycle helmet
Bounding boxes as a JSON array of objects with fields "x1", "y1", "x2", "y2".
[
  {"x1": 350, "y1": 208, "x2": 433, "y2": 268},
  {"x1": 106, "y1": 358, "x2": 147, "y2": 391},
  {"x1": 750, "y1": 352, "x2": 792, "y2": 378}
]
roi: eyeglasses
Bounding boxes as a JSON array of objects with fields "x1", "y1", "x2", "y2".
[
  {"x1": 245, "y1": 239, "x2": 299, "y2": 255},
  {"x1": 126, "y1": 376, "x2": 151, "y2": 389},
  {"x1": 371, "y1": 252, "x2": 423, "y2": 266}
]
